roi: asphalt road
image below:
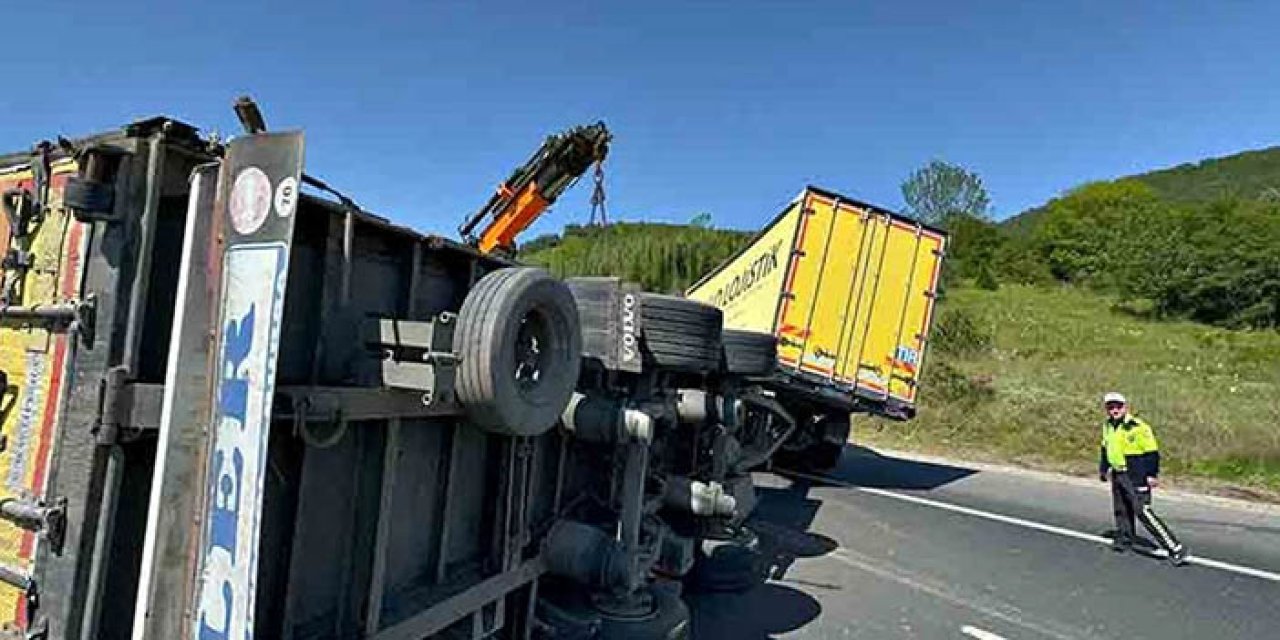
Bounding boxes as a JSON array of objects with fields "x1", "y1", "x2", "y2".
[{"x1": 687, "y1": 447, "x2": 1280, "y2": 639}]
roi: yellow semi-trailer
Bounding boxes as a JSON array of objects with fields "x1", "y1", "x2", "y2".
[{"x1": 688, "y1": 186, "x2": 946, "y2": 464}]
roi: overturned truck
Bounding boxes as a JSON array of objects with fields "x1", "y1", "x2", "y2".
[
  {"x1": 0, "y1": 116, "x2": 803, "y2": 640},
  {"x1": 0, "y1": 117, "x2": 854, "y2": 639}
]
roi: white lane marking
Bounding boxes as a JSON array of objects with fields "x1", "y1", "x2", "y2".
[
  {"x1": 962, "y1": 626, "x2": 1009, "y2": 640},
  {"x1": 867, "y1": 447, "x2": 1280, "y2": 515},
  {"x1": 829, "y1": 548, "x2": 1080, "y2": 640},
  {"x1": 785, "y1": 470, "x2": 1280, "y2": 584}
]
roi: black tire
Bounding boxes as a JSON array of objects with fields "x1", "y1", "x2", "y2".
[
  {"x1": 598, "y1": 587, "x2": 690, "y2": 640},
  {"x1": 63, "y1": 176, "x2": 115, "y2": 213},
  {"x1": 455, "y1": 268, "x2": 582, "y2": 436},
  {"x1": 721, "y1": 330, "x2": 777, "y2": 376},
  {"x1": 810, "y1": 412, "x2": 851, "y2": 470},
  {"x1": 783, "y1": 412, "x2": 850, "y2": 471},
  {"x1": 536, "y1": 589, "x2": 601, "y2": 640},
  {"x1": 686, "y1": 527, "x2": 765, "y2": 593},
  {"x1": 803, "y1": 441, "x2": 844, "y2": 471},
  {"x1": 638, "y1": 294, "x2": 722, "y2": 373}
]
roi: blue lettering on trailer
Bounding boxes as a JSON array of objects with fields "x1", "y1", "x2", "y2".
[
  {"x1": 195, "y1": 244, "x2": 288, "y2": 640},
  {"x1": 198, "y1": 307, "x2": 253, "y2": 639}
]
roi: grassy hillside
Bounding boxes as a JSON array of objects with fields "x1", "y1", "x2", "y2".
[{"x1": 858, "y1": 285, "x2": 1280, "y2": 495}]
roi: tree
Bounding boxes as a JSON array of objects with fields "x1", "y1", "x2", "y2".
[
  {"x1": 901, "y1": 160, "x2": 991, "y2": 226},
  {"x1": 902, "y1": 160, "x2": 997, "y2": 288},
  {"x1": 944, "y1": 213, "x2": 1004, "y2": 290},
  {"x1": 1032, "y1": 180, "x2": 1161, "y2": 284}
]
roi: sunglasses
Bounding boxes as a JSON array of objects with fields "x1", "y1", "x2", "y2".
[{"x1": 1104, "y1": 402, "x2": 1126, "y2": 409}]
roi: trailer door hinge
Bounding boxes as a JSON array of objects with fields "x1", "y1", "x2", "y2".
[
  {"x1": 22, "y1": 617, "x2": 47, "y2": 640},
  {"x1": 89, "y1": 372, "x2": 163, "y2": 444},
  {"x1": 0, "y1": 563, "x2": 44, "y2": 640},
  {"x1": 0, "y1": 497, "x2": 65, "y2": 556},
  {"x1": 0, "y1": 295, "x2": 96, "y2": 346},
  {"x1": 93, "y1": 366, "x2": 130, "y2": 445}
]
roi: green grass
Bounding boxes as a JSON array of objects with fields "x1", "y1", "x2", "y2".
[{"x1": 858, "y1": 285, "x2": 1280, "y2": 495}]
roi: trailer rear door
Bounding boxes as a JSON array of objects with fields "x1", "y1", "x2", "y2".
[
  {"x1": 777, "y1": 188, "x2": 945, "y2": 411},
  {"x1": 0, "y1": 157, "x2": 86, "y2": 629}
]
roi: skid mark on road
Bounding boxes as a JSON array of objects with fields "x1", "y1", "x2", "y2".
[
  {"x1": 787, "y1": 470, "x2": 1280, "y2": 584},
  {"x1": 828, "y1": 547, "x2": 1086, "y2": 640}
]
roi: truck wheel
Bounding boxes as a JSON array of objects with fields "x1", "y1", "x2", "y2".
[
  {"x1": 598, "y1": 587, "x2": 690, "y2": 640},
  {"x1": 776, "y1": 409, "x2": 849, "y2": 472},
  {"x1": 804, "y1": 442, "x2": 844, "y2": 471},
  {"x1": 686, "y1": 526, "x2": 764, "y2": 593},
  {"x1": 455, "y1": 268, "x2": 582, "y2": 436},
  {"x1": 799, "y1": 413, "x2": 850, "y2": 471},
  {"x1": 721, "y1": 330, "x2": 777, "y2": 376},
  {"x1": 638, "y1": 294, "x2": 722, "y2": 373}
]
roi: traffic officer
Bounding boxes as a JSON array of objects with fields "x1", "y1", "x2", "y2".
[{"x1": 1098, "y1": 392, "x2": 1188, "y2": 565}]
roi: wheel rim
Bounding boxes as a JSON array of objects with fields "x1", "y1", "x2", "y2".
[{"x1": 513, "y1": 308, "x2": 552, "y2": 392}]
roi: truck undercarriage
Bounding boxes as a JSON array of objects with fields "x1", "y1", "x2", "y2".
[{"x1": 0, "y1": 116, "x2": 820, "y2": 640}]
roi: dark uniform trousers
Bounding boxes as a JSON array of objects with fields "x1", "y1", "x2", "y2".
[{"x1": 1111, "y1": 472, "x2": 1181, "y2": 552}]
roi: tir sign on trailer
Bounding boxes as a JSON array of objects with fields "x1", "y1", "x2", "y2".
[{"x1": 687, "y1": 186, "x2": 947, "y2": 417}]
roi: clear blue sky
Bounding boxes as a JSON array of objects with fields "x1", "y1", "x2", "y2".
[{"x1": 6, "y1": 1, "x2": 1280, "y2": 236}]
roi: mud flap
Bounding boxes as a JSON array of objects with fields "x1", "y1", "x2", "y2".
[{"x1": 186, "y1": 133, "x2": 303, "y2": 640}]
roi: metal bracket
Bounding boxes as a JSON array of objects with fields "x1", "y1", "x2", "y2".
[
  {"x1": 0, "y1": 295, "x2": 96, "y2": 346},
  {"x1": 88, "y1": 382, "x2": 461, "y2": 443},
  {"x1": 83, "y1": 374, "x2": 165, "y2": 446},
  {"x1": 274, "y1": 386, "x2": 463, "y2": 422},
  {"x1": 0, "y1": 249, "x2": 33, "y2": 271},
  {"x1": 366, "y1": 314, "x2": 460, "y2": 395},
  {"x1": 93, "y1": 366, "x2": 131, "y2": 445},
  {"x1": 1, "y1": 190, "x2": 39, "y2": 240},
  {"x1": 0, "y1": 561, "x2": 42, "y2": 639},
  {"x1": 0, "y1": 497, "x2": 66, "y2": 556}
]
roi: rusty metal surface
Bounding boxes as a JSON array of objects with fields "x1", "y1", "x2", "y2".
[
  {"x1": 129, "y1": 162, "x2": 220, "y2": 640},
  {"x1": 189, "y1": 131, "x2": 304, "y2": 640}
]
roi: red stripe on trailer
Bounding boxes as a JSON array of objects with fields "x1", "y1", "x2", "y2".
[
  {"x1": 15, "y1": 220, "x2": 83, "y2": 623},
  {"x1": 858, "y1": 379, "x2": 887, "y2": 393},
  {"x1": 777, "y1": 196, "x2": 812, "y2": 326}
]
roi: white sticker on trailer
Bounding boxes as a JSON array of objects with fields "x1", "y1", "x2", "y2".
[
  {"x1": 229, "y1": 167, "x2": 272, "y2": 235},
  {"x1": 194, "y1": 243, "x2": 289, "y2": 640},
  {"x1": 274, "y1": 176, "x2": 298, "y2": 218}
]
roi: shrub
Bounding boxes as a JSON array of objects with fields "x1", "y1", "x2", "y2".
[{"x1": 931, "y1": 307, "x2": 993, "y2": 357}]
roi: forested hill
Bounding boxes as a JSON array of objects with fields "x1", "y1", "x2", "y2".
[
  {"x1": 1135, "y1": 145, "x2": 1280, "y2": 202},
  {"x1": 519, "y1": 222, "x2": 752, "y2": 294},
  {"x1": 1005, "y1": 145, "x2": 1280, "y2": 235}
]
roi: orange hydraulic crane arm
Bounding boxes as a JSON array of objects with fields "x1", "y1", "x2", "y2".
[{"x1": 459, "y1": 122, "x2": 611, "y2": 254}]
